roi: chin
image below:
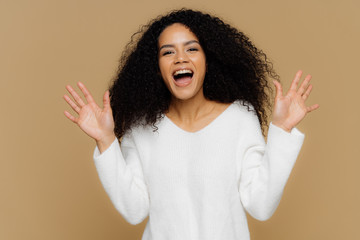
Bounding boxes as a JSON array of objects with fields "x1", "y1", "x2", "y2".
[{"x1": 170, "y1": 86, "x2": 203, "y2": 102}]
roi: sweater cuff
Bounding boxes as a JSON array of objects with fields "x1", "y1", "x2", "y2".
[
  {"x1": 269, "y1": 122, "x2": 304, "y2": 138},
  {"x1": 93, "y1": 138, "x2": 120, "y2": 160},
  {"x1": 267, "y1": 122, "x2": 305, "y2": 162}
]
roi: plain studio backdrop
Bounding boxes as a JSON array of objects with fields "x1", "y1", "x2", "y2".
[{"x1": 1, "y1": 0, "x2": 359, "y2": 239}]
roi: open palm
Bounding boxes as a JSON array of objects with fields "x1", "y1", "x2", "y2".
[
  {"x1": 63, "y1": 82, "x2": 115, "y2": 143},
  {"x1": 272, "y1": 70, "x2": 319, "y2": 132}
]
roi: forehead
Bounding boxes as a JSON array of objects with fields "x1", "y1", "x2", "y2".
[{"x1": 158, "y1": 23, "x2": 199, "y2": 46}]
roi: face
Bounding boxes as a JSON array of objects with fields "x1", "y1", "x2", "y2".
[{"x1": 158, "y1": 23, "x2": 207, "y2": 102}]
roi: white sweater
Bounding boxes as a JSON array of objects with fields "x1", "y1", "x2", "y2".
[{"x1": 93, "y1": 100, "x2": 305, "y2": 240}]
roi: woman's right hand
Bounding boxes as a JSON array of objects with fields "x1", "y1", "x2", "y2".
[{"x1": 63, "y1": 82, "x2": 116, "y2": 152}]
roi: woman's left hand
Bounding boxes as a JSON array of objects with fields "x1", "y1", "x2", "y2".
[{"x1": 271, "y1": 70, "x2": 319, "y2": 132}]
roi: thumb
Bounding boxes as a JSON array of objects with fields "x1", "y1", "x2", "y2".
[
  {"x1": 273, "y1": 80, "x2": 283, "y2": 99},
  {"x1": 103, "y1": 90, "x2": 111, "y2": 111}
]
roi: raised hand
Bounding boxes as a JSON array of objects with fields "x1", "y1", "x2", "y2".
[
  {"x1": 271, "y1": 70, "x2": 319, "y2": 132},
  {"x1": 63, "y1": 82, "x2": 116, "y2": 151}
]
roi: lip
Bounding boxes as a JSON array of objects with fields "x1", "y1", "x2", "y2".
[
  {"x1": 173, "y1": 76, "x2": 192, "y2": 87},
  {"x1": 172, "y1": 67, "x2": 194, "y2": 76},
  {"x1": 172, "y1": 67, "x2": 194, "y2": 87}
]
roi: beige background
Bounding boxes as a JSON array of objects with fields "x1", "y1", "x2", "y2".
[{"x1": 1, "y1": 0, "x2": 359, "y2": 239}]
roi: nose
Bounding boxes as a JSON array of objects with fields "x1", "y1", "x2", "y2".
[{"x1": 174, "y1": 51, "x2": 189, "y2": 64}]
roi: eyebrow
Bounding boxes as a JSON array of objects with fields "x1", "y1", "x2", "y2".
[{"x1": 159, "y1": 40, "x2": 200, "y2": 51}]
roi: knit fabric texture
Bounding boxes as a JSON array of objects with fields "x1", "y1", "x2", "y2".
[{"x1": 93, "y1": 100, "x2": 305, "y2": 240}]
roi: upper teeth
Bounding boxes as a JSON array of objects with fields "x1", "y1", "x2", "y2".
[{"x1": 174, "y1": 69, "x2": 193, "y2": 76}]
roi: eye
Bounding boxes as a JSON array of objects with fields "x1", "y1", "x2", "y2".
[
  {"x1": 162, "y1": 50, "x2": 173, "y2": 56},
  {"x1": 188, "y1": 48, "x2": 198, "y2": 52}
]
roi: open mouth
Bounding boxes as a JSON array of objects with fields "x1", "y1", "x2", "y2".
[{"x1": 173, "y1": 69, "x2": 193, "y2": 86}]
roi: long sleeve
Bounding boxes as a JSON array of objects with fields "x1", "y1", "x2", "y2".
[
  {"x1": 238, "y1": 118, "x2": 304, "y2": 221},
  {"x1": 89, "y1": 102, "x2": 306, "y2": 240},
  {"x1": 93, "y1": 134, "x2": 150, "y2": 225}
]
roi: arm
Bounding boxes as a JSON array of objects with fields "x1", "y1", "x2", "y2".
[
  {"x1": 93, "y1": 134, "x2": 150, "y2": 225},
  {"x1": 238, "y1": 119, "x2": 304, "y2": 221},
  {"x1": 239, "y1": 70, "x2": 318, "y2": 220},
  {"x1": 63, "y1": 82, "x2": 149, "y2": 224}
]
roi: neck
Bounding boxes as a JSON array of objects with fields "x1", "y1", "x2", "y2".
[{"x1": 167, "y1": 91, "x2": 215, "y2": 124}]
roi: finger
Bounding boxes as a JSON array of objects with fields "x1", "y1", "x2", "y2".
[
  {"x1": 64, "y1": 110, "x2": 78, "y2": 123},
  {"x1": 103, "y1": 90, "x2": 111, "y2": 111},
  {"x1": 290, "y1": 70, "x2": 303, "y2": 91},
  {"x1": 302, "y1": 84, "x2": 313, "y2": 100},
  {"x1": 298, "y1": 74, "x2": 312, "y2": 96},
  {"x1": 63, "y1": 94, "x2": 81, "y2": 113},
  {"x1": 77, "y1": 82, "x2": 95, "y2": 104},
  {"x1": 307, "y1": 104, "x2": 320, "y2": 112},
  {"x1": 66, "y1": 85, "x2": 86, "y2": 107},
  {"x1": 273, "y1": 80, "x2": 283, "y2": 99}
]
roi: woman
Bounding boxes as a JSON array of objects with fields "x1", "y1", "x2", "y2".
[{"x1": 63, "y1": 9, "x2": 319, "y2": 240}]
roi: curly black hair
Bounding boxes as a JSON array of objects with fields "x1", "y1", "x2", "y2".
[{"x1": 109, "y1": 8, "x2": 279, "y2": 139}]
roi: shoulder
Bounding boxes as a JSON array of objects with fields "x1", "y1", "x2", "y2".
[
  {"x1": 121, "y1": 117, "x2": 165, "y2": 145},
  {"x1": 231, "y1": 100, "x2": 259, "y2": 123},
  {"x1": 227, "y1": 100, "x2": 263, "y2": 138},
  {"x1": 227, "y1": 101, "x2": 265, "y2": 152}
]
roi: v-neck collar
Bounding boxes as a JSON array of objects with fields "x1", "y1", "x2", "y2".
[{"x1": 163, "y1": 101, "x2": 235, "y2": 134}]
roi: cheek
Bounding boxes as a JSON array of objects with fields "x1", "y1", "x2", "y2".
[
  {"x1": 158, "y1": 59, "x2": 169, "y2": 77},
  {"x1": 198, "y1": 61, "x2": 207, "y2": 77},
  {"x1": 158, "y1": 62, "x2": 171, "y2": 89},
  {"x1": 194, "y1": 54, "x2": 206, "y2": 70},
  {"x1": 159, "y1": 70, "x2": 169, "y2": 84}
]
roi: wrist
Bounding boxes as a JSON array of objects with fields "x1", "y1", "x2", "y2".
[
  {"x1": 272, "y1": 122, "x2": 292, "y2": 133},
  {"x1": 96, "y1": 134, "x2": 116, "y2": 153}
]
